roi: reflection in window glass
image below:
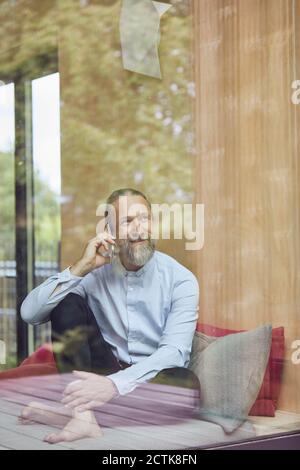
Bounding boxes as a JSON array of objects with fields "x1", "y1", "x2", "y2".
[
  {"x1": 32, "y1": 73, "x2": 61, "y2": 347},
  {"x1": 0, "y1": 83, "x2": 16, "y2": 369},
  {"x1": 0, "y1": 0, "x2": 300, "y2": 450}
]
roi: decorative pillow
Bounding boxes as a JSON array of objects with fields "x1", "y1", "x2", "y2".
[
  {"x1": 0, "y1": 344, "x2": 57, "y2": 381},
  {"x1": 188, "y1": 325, "x2": 272, "y2": 433},
  {"x1": 196, "y1": 323, "x2": 285, "y2": 416}
]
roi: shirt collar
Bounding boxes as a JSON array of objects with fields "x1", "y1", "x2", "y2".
[{"x1": 113, "y1": 251, "x2": 156, "y2": 278}]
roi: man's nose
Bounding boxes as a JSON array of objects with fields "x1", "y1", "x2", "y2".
[
  {"x1": 132, "y1": 217, "x2": 141, "y2": 231},
  {"x1": 129, "y1": 218, "x2": 143, "y2": 239}
]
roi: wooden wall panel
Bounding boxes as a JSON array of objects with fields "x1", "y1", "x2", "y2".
[{"x1": 193, "y1": 0, "x2": 300, "y2": 412}]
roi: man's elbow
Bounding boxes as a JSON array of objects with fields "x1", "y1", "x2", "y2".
[
  {"x1": 178, "y1": 348, "x2": 191, "y2": 368},
  {"x1": 20, "y1": 297, "x2": 39, "y2": 325},
  {"x1": 164, "y1": 344, "x2": 187, "y2": 368},
  {"x1": 20, "y1": 299, "x2": 32, "y2": 324}
]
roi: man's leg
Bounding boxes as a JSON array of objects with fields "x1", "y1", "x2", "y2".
[
  {"x1": 20, "y1": 293, "x2": 120, "y2": 442},
  {"x1": 151, "y1": 366, "x2": 200, "y2": 389},
  {"x1": 50, "y1": 292, "x2": 120, "y2": 375}
]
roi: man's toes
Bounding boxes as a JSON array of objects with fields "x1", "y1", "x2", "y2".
[
  {"x1": 19, "y1": 408, "x2": 33, "y2": 424},
  {"x1": 44, "y1": 432, "x2": 62, "y2": 444},
  {"x1": 43, "y1": 433, "x2": 53, "y2": 443},
  {"x1": 45, "y1": 430, "x2": 75, "y2": 444},
  {"x1": 18, "y1": 416, "x2": 33, "y2": 425}
]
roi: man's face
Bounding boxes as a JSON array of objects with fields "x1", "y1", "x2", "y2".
[{"x1": 113, "y1": 195, "x2": 155, "y2": 267}]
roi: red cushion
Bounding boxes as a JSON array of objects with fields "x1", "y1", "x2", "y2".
[
  {"x1": 196, "y1": 323, "x2": 285, "y2": 417},
  {"x1": 0, "y1": 363, "x2": 57, "y2": 380},
  {"x1": 20, "y1": 344, "x2": 56, "y2": 367},
  {"x1": 249, "y1": 398, "x2": 276, "y2": 417},
  {"x1": 0, "y1": 344, "x2": 58, "y2": 381}
]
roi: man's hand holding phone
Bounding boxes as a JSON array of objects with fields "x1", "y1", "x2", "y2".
[{"x1": 70, "y1": 232, "x2": 116, "y2": 277}]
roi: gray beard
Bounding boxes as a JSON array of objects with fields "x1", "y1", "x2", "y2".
[
  {"x1": 120, "y1": 239, "x2": 155, "y2": 267},
  {"x1": 112, "y1": 239, "x2": 155, "y2": 276}
]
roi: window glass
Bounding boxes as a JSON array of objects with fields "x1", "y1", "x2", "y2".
[
  {"x1": 32, "y1": 72, "x2": 61, "y2": 348},
  {"x1": 0, "y1": 82, "x2": 16, "y2": 369},
  {"x1": 0, "y1": 0, "x2": 299, "y2": 450}
]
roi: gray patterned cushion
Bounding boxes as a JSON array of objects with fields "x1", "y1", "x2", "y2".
[{"x1": 188, "y1": 325, "x2": 272, "y2": 433}]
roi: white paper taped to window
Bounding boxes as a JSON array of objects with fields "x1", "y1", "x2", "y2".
[{"x1": 119, "y1": 0, "x2": 171, "y2": 79}]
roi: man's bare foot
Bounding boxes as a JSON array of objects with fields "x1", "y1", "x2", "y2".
[
  {"x1": 19, "y1": 401, "x2": 71, "y2": 427},
  {"x1": 43, "y1": 409, "x2": 103, "y2": 444}
]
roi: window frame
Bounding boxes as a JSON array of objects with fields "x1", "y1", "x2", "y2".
[{"x1": 1, "y1": 50, "x2": 58, "y2": 363}]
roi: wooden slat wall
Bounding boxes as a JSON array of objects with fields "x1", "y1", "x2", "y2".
[{"x1": 193, "y1": 0, "x2": 300, "y2": 412}]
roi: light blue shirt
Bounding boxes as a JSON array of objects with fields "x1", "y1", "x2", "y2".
[{"x1": 21, "y1": 250, "x2": 200, "y2": 396}]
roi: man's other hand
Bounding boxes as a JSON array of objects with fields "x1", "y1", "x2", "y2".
[{"x1": 61, "y1": 371, "x2": 119, "y2": 412}]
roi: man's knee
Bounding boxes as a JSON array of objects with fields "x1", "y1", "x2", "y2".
[
  {"x1": 50, "y1": 293, "x2": 86, "y2": 332},
  {"x1": 151, "y1": 366, "x2": 200, "y2": 392}
]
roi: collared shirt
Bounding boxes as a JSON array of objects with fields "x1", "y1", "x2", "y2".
[{"x1": 21, "y1": 250, "x2": 200, "y2": 396}]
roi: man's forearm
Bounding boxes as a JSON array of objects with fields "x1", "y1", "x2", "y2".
[
  {"x1": 70, "y1": 259, "x2": 94, "y2": 277},
  {"x1": 48, "y1": 259, "x2": 93, "y2": 299},
  {"x1": 50, "y1": 283, "x2": 63, "y2": 298},
  {"x1": 107, "y1": 344, "x2": 186, "y2": 396}
]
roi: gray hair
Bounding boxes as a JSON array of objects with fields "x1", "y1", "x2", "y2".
[{"x1": 105, "y1": 188, "x2": 151, "y2": 218}]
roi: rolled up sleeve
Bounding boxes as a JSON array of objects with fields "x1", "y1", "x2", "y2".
[{"x1": 20, "y1": 267, "x2": 85, "y2": 325}]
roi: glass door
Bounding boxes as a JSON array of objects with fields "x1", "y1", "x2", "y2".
[
  {"x1": 31, "y1": 72, "x2": 61, "y2": 349},
  {"x1": 0, "y1": 82, "x2": 16, "y2": 369}
]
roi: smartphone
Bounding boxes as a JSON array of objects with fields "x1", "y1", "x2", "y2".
[{"x1": 102, "y1": 222, "x2": 115, "y2": 261}]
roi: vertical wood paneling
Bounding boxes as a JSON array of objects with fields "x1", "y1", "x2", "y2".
[{"x1": 193, "y1": 0, "x2": 300, "y2": 412}]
